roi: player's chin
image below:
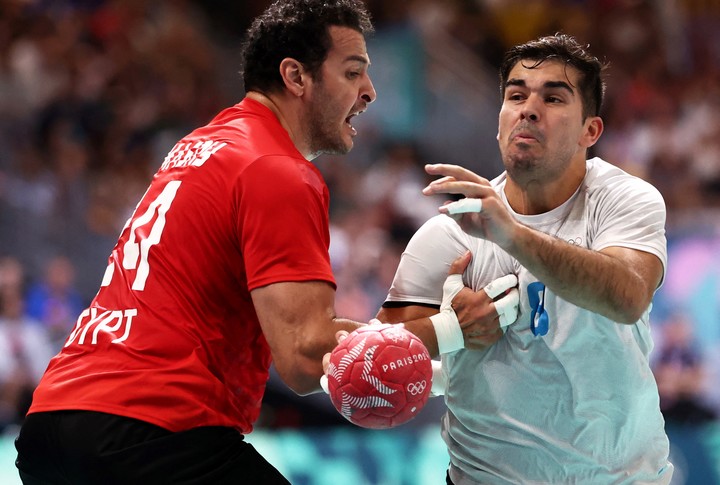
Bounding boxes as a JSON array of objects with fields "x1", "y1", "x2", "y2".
[{"x1": 335, "y1": 134, "x2": 354, "y2": 154}]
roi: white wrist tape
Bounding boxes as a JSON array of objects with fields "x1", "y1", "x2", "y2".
[
  {"x1": 431, "y1": 272, "x2": 465, "y2": 354},
  {"x1": 445, "y1": 198, "x2": 483, "y2": 214},
  {"x1": 430, "y1": 311, "x2": 463, "y2": 354},
  {"x1": 430, "y1": 359, "x2": 446, "y2": 397}
]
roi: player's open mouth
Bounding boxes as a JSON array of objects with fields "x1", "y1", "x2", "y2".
[{"x1": 345, "y1": 113, "x2": 358, "y2": 135}]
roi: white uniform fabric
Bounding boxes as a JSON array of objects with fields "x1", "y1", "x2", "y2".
[{"x1": 386, "y1": 158, "x2": 673, "y2": 484}]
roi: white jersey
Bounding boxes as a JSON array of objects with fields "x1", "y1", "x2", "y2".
[{"x1": 386, "y1": 158, "x2": 673, "y2": 484}]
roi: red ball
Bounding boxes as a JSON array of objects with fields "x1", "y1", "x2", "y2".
[{"x1": 327, "y1": 323, "x2": 433, "y2": 429}]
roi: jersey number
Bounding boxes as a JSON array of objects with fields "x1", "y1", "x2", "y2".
[{"x1": 102, "y1": 181, "x2": 182, "y2": 291}]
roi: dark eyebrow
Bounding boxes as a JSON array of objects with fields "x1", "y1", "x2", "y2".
[
  {"x1": 544, "y1": 80, "x2": 575, "y2": 96},
  {"x1": 505, "y1": 78, "x2": 574, "y2": 96},
  {"x1": 505, "y1": 78, "x2": 526, "y2": 89},
  {"x1": 344, "y1": 55, "x2": 369, "y2": 66}
]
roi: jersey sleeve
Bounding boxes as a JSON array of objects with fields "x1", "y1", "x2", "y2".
[
  {"x1": 589, "y1": 176, "x2": 668, "y2": 280},
  {"x1": 237, "y1": 155, "x2": 335, "y2": 290},
  {"x1": 385, "y1": 215, "x2": 470, "y2": 306}
]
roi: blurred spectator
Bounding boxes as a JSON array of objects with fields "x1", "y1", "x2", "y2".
[
  {"x1": 25, "y1": 255, "x2": 85, "y2": 349},
  {"x1": 0, "y1": 258, "x2": 55, "y2": 433},
  {"x1": 654, "y1": 312, "x2": 717, "y2": 425},
  {"x1": 0, "y1": 257, "x2": 24, "y2": 297}
]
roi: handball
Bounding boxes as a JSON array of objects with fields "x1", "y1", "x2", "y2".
[{"x1": 326, "y1": 323, "x2": 432, "y2": 429}]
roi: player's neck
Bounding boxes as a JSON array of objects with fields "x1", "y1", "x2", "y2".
[
  {"x1": 505, "y1": 168, "x2": 586, "y2": 215},
  {"x1": 246, "y1": 91, "x2": 310, "y2": 159}
]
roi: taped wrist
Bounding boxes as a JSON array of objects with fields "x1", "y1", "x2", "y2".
[
  {"x1": 430, "y1": 310, "x2": 463, "y2": 354},
  {"x1": 431, "y1": 271, "x2": 465, "y2": 354}
]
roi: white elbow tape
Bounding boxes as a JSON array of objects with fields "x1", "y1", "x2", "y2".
[
  {"x1": 430, "y1": 359, "x2": 446, "y2": 397},
  {"x1": 430, "y1": 311, "x2": 463, "y2": 354}
]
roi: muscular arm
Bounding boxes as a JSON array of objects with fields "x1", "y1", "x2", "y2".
[
  {"x1": 424, "y1": 163, "x2": 664, "y2": 324},
  {"x1": 508, "y1": 225, "x2": 663, "y2": 323},
  {"x1": 251, "y1": 281, "x2": 361, "y2": 396}
]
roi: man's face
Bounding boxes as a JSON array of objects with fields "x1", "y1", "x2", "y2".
[
  {"x1": 305, "y1": 26, "x2": 376, "y2": 157},
  {"x1": 497, "y1": 59, "x2": 595, "y2": 185}
]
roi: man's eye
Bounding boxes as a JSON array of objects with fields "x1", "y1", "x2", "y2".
[{"x1": 347, "y1": 72, "x2": 360, "y2": 79}]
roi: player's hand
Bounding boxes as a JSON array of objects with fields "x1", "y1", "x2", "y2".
[
  {"x1": 454, "y1": 273, "x2": 519, "y2": 349},
  {"x1": 422, "y1": 163, "x2": 519, "y2": 250},
  {"x1": 321, "y1": 330, "x2": 349, "y2": 393},
  {"x1": 441, "y1": 251, "x2": 519, "y2": 349}
]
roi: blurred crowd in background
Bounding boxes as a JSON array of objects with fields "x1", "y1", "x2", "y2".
[{"x1": 0, "y1": 0, "x2": 719, "y2": 439}]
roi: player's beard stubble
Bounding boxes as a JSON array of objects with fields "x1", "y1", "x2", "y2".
[{"x1": 305, "y1": 82, "x2": 354, "y2": 157}]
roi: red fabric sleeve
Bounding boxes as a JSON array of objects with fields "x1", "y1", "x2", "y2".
[{"x1": 237, "y1": 155, "x2": 336, "y2": 290}]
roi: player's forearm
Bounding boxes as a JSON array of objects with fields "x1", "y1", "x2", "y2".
[
  {"x1": 400, "y1": 318, "x2": 440, "y2": 358},
  {"x1": 289, "y1": 317, "x2": 365, "y2": 395},
  {"x1": 504, "y1": 224, "x2": 651, "y2": 323},
  {"x1": 376, "y1": 307, "x2": 440, "y2": 357}
]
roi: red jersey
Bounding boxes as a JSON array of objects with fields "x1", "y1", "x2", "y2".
[{"x1": 28, "y1": 98, "x2": 336, "y2": 433}]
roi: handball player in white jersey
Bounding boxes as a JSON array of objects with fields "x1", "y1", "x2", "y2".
[{"x1": 378, "y1": 34, "x2": 673, "y2": 484}]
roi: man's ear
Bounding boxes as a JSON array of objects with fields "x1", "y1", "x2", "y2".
[
  {"x1": 581, "y1": 116, "x2": 604, "y2": 148},
  {"x1": 279, "y1": 58, "x2": 305, "y2": 97}
]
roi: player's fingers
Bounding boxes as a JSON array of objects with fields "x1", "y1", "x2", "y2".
[
  {"x1": 493, "y1": 288, "x2": 520, "y2": 328},
  {"x1": 448, "y1": 251, "x2": 471, "y2": 275},
  {"x1": 335, "y1": 330, "x2": 349, "y2": 344},
  {"x1": 425, "y1": 163, "x2": 485, "y2": 183},
  {"x1": 443, "y1": 198, "x2": 483, "y2": 215},
  {"x1": 483, "y1": 274, "x2": 518, "y2": 299},
  {"x1": 322, "y1": 352, "x2": 331, "y2": 373},
  {"x1": 368, "y1": 318, "x2": 382, "y2": 326},
  {"x1": 423, "y1": 180, "x2": 489, "y2": 198}
]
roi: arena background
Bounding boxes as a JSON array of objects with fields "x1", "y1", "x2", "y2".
[{"x1": 0, "y1": 0, "x2": 719, "y2": 483}]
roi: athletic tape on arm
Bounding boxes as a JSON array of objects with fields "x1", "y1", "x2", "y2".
[{"x1": 430, "y1": 273, "x2": 465, "y2": 354}]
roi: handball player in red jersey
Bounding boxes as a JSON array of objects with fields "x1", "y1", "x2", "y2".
[{"x1": 15, "y1": 1, "x2": 381, "y2": 483}]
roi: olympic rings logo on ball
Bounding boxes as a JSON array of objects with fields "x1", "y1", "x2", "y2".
[{"x1": 407, "y1": 380, "x2": 427, "y2": 396}]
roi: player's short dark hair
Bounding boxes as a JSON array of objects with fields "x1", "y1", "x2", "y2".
[
  {"x1": 499, "y1": 34, "x2": 607, "y2": 118},
  {"x1": 240, "y1": 0, "x2": 373, "y2": 94}
]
